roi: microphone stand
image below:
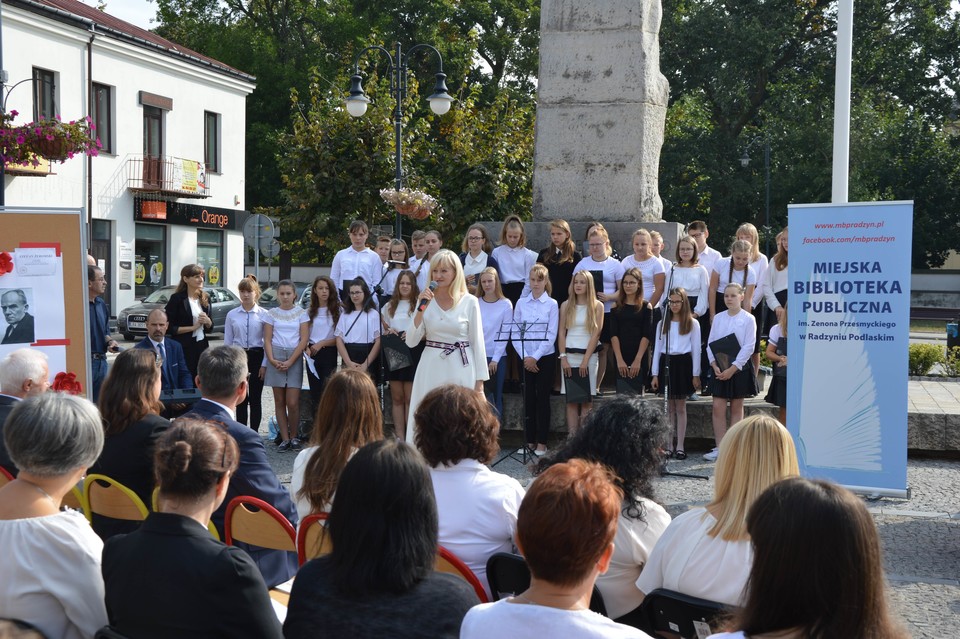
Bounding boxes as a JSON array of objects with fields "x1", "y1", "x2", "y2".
[{"x1": 660, "y1": 262, "x2": 707, "y2": 481}]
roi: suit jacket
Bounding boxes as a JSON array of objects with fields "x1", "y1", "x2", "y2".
[
  {"x1": 164, "y1": 291, "x2": 211, "y2": 376},
  {"x1": 2, "y1": 312, "x2": 35, "y2": 344},
  {"x1": 184, "y1": 398, "x2": 298, "y2": 587},
  {"x1": 102, "y1": 512, "x2": 282, "y2": 639},
  {"x1": 89, "y1": 413, "x2": 170, "y2": 539},
  {"x1": 134, "y1": 337, "x2": 194, "y2": 390},
  {"x1": 0, "y1": 394, "x2": 21, "y2": 476}
]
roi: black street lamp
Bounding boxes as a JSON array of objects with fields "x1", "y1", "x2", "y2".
[
  {"x1": 740, "y1": 137, "x2": 772, "y2": 255},
  {"x1": 345, "y1": 43, "x2": 454, "y2": 240}
]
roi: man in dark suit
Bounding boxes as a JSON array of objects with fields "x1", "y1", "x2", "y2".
[
  {"x1": 134, "y1": 309, "x2": 194, "y2": 391},
  {"x1": 0, "y1": 348, "x2": 51, "y2": 476},
  {"x1": 184, "y1": 345, "x2": 298, "y2": 587},
  {"x1": 1, "y1": 289, "x2": 35, "y2": 344}
]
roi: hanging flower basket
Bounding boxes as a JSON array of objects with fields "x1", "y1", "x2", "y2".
[
  {"x1": 33, "y1": 135, "x2": 71, "y2": 161},
  {"x1": 380, "y1": 187, "x2": 443, "y2": 220},
  {"x1": 0, "y1": 111, "x2": 101, "y2": 167}
]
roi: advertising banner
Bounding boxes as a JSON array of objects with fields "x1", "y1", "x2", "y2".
[{"x1": 788, "y1": 201, "x2": 912, "y2": 497}]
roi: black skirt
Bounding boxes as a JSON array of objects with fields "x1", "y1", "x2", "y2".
[
  {"x1": 711, "y1": 364, "x2": 757, "y2": 399},
  {"x1": 751, "y1": 304, "x2": 765, "y2": 353},
  {"x1": 764, "y1": 371, "x2": 787, "y2": 408},
  {"x1": 656, "y1": 352, "x2": 695, "y2": 399}
]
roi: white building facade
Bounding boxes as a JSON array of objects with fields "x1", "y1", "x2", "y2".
[{"x1": 2, "y1": 0, "x2": 255, "y2": 314}]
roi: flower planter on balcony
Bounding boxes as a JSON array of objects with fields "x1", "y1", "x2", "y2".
[{"x1": 32, "y1": 136, "x2": 71, "y2": 161}]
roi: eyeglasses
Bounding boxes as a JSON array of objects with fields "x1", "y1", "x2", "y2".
[
  {"x1": 467, "y1": 235, "x2": 483, "y2": 241},
  {"x1": 668, "y1": 299, "x2": 683, "y2": 305}
]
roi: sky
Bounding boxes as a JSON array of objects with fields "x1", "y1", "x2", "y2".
[{"x1": 81, "y1": 0, "x2": 159, "y2": 31}]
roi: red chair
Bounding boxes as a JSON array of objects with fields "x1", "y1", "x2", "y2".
[
  {"x1": 435, "y1": 545, "x2": 489, "y2": 603},
  {"x1": 0, "y1": 467, "x2": 13, "y2": 486},
  {"x1": 296, "y1": 512, "x2": 332, "y2": 565},
  {"x1": 224, "y1": 496, "x2": 296, "y2": 553}
]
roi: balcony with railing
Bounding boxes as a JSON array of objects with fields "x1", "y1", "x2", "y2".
[{"x1": 126, "y1": 154, "x2": 211, "y2": 198}]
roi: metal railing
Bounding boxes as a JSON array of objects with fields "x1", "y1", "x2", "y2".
[{"x1": 126, "y1": 154, "x2": 211, "y2": 198}]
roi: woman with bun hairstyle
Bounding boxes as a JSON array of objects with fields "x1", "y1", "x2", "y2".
[{"x1": 102, "y1": 418, "x2": 282, "y2": 638}]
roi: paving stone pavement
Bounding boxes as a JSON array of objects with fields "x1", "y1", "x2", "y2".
[{"x1": 134, "y1": 337, "x2": 957, "y2": 636}]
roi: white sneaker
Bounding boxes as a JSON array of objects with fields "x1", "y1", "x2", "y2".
[{"x1": 702, "y1": 448, "x2": 719, "y2": 462}]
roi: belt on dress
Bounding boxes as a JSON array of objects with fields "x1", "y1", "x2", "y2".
[
  {"x1": 425, "y1": 340, "x2": 470, "y2": 366},
  {"x1": 565, "y1": 348, "x2": 587, "y2": 354}
]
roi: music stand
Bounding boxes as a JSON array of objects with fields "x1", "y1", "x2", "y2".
[{"x1": 492, "y1": 320, "x2": 550, "y2": 467}]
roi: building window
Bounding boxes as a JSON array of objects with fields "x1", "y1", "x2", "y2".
[
  {"x1": 92, "y1": 83, "x2": 113, "y2": 154},
  {"x1": 197, "y1": 229, "x2": 223, "y2": 286},
  {"x1": 204, "y1": 111, "x2": 220, "y2": 172},
  {"x1": 32, "y1": 68, "x2": 56, "y2": 121},
  {"x1": 135, "y1": 223, "x2": 167, "y2": 299}
]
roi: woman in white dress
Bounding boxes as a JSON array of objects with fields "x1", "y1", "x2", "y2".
[
  {"x1": 405, "y1": 249, "x2": 488, "y2": 444},
  {"x1": 636, "y1": 415, "x2": 798, "y2": 607}
]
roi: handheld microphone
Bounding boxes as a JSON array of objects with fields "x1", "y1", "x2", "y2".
[{"x1": 417, "y1": 281, "x2": 438, "y2": 313}]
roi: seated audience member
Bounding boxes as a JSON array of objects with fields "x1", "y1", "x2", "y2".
[
  {"x1": 102, "y1": 418, "x2": 282, "y2": 639},
  {"x1": 284, "y1": 440, "x2": 479, "y2": 638},
  {"x1": 184, "y1": 345, "x2": 298, "y2": 587},
  {"x1": 90, "y1": 349, "x2": 170, "y2": 539},
  {"x1": 291, "y1": 369, "x2": 384, "y2": 520},
  {"x1": 537, "y1": 397, "x2": 671, "y2": 622},
  {"x1": 709, "y1": 477, "x2": 907, "y2": 639},
  {"x1": 636, "y1": 415, "x2": 798, "y2": 606},
  {"x1": 0, "y1": 348, "x2": 50, "y2": 476},
  {"x1": 134, "y1": 308, "x2": 194, "y2": 391},
  {"x1": 415, "y1": 384, "x2": 524, "y2": 597},
  {"x1": 0, "y1": 393, "x2": 107, "y2": 638},
  {"x1": 461, "y1": 460, "x2": 653, "y2": 639}
]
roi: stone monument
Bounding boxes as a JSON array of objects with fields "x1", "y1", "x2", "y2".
[{"x1": 484, "y1": 0, "x2": 682, "y2": 255}]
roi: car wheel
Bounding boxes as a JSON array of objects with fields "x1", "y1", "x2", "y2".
[{"x1": 123, "y1": 333, "x2": 135, "y2": 342}]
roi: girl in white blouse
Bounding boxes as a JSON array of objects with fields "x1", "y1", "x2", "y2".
[
  {"x1": 651, "y1": 288, "x2": 701, "y2": 458},
  {"x1": 709, "y1": 239, "x2": 757, "y2": 320},
  {"x1": 737, "y1": 223, "x2": 769, "y2": 375},
  {"x1": 335, "y1": 278, "x2": 382, "y2": 382},
  {"x1": 512, "y1": 264, "x2": 559, "y2": 455},
  {"x1": 620, "y1": 228, "x2": 665, "y2": 309},
  {"x1": 477, "y1": 267, "x2": 513, "y2": 423},
  {"x1": 264, "y1": 280, "x2": 310, "y2": 451},
  {"x1": 491, "y1": 214, "x2": 537, "y2": 304},
  {"x1": 558, "y1": 271, "x2": 604, "y2": 435},
  {"x1": 224, "y1": 276, "x2": 268, "y2": 431},
  {"x1": 382, "y1": 270, "x2": 419, "y2": 440},
  {"x1": 305, "y1": 276, "x2": 341, "y2": 408},
  {"x1": 380, "y1": 239, "x2": 410, "y2": 299},
  {"x1": 705, "y1": 283, "x2": 757, "y2": 460},
  {"x1": 764, "y1": 227, "x2": 789, "y2": 335}
]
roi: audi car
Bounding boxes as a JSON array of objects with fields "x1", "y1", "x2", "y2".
[{"x1": 117, "y1": 286, "x2": 241, "y2": 341}]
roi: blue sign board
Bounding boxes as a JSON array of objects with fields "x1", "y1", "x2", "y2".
[{"x1": 787, "y1": 201, "x2": 912, "y2": 497}]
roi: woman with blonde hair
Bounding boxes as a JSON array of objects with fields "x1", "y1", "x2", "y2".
[
  {"x1": 736, "y1": 223, "x2": 768, "y2": 374},
  {"x1": 291, "y1": 369, "x2": 384, "y2": 519},
  {"x1": 224, "y1": 276, "x2": 268, "y2": 430},
  {"x1": 405, "y1": 249, "x2": 488, "y2": 444},
  {"x1": 636, "y1": 414, "x2": 798, "y2": 606},
  {"x1": 477, "y1": 267, "x2": 513, "y2": 422},
  {"x1": 763, "y1": 227, "x2": 789, "y2": 335}
]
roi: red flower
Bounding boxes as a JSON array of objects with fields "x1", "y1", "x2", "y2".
[
  {"x1": 0, "y1": 252, "x2": 13, "y2": 275},
  {"x1": 52, "y1": 372, "x2": 83, "y2": 395}
]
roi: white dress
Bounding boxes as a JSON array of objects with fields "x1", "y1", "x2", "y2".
[
  {"x1": 405, "y1": 294, "x2": 488, "y2": 443},
  {"x1": 0, "y1": 510, "x2": 108, "y2": 639},
  {"x1": 561, "y1": 304, "x2": 599, "y2": 396}
]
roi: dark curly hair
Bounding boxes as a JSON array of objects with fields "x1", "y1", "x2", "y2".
[
  {"x1": 414, "y1": 385, "x2": 499, "y2": 467},
  {"x1": 536, "y1": 396, "x2": 667, "y2": 521}
]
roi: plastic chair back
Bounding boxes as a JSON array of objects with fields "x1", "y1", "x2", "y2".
[
  {"x1": 62, "y1": 485, "x2": 84, "y2": 514},
  {"x1": 485, "y1": 551, "x2": 605, "y2": 613},
  {"x1": 83, "y1": 474, "x2": 149, "y2": 522},
  {"x1": 297, "y1": 512, "x2": 332, "y2": 565},
  {"x1": 0, "y1": 467, "x2": 13, "y2": 485},
  {"x1": 435, "y1": 545, "x2": 489, "y2": 603},
  {"x1": 638, "y1": 588, "x2": 728, "y2": 639},
  {"x1": 224, "y1": 495, "x2": 296, "y2": 552}
]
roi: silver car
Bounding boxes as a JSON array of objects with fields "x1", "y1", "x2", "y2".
[{"x1": 118, "y1": 286, "x2": 241, "y2": 340}]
